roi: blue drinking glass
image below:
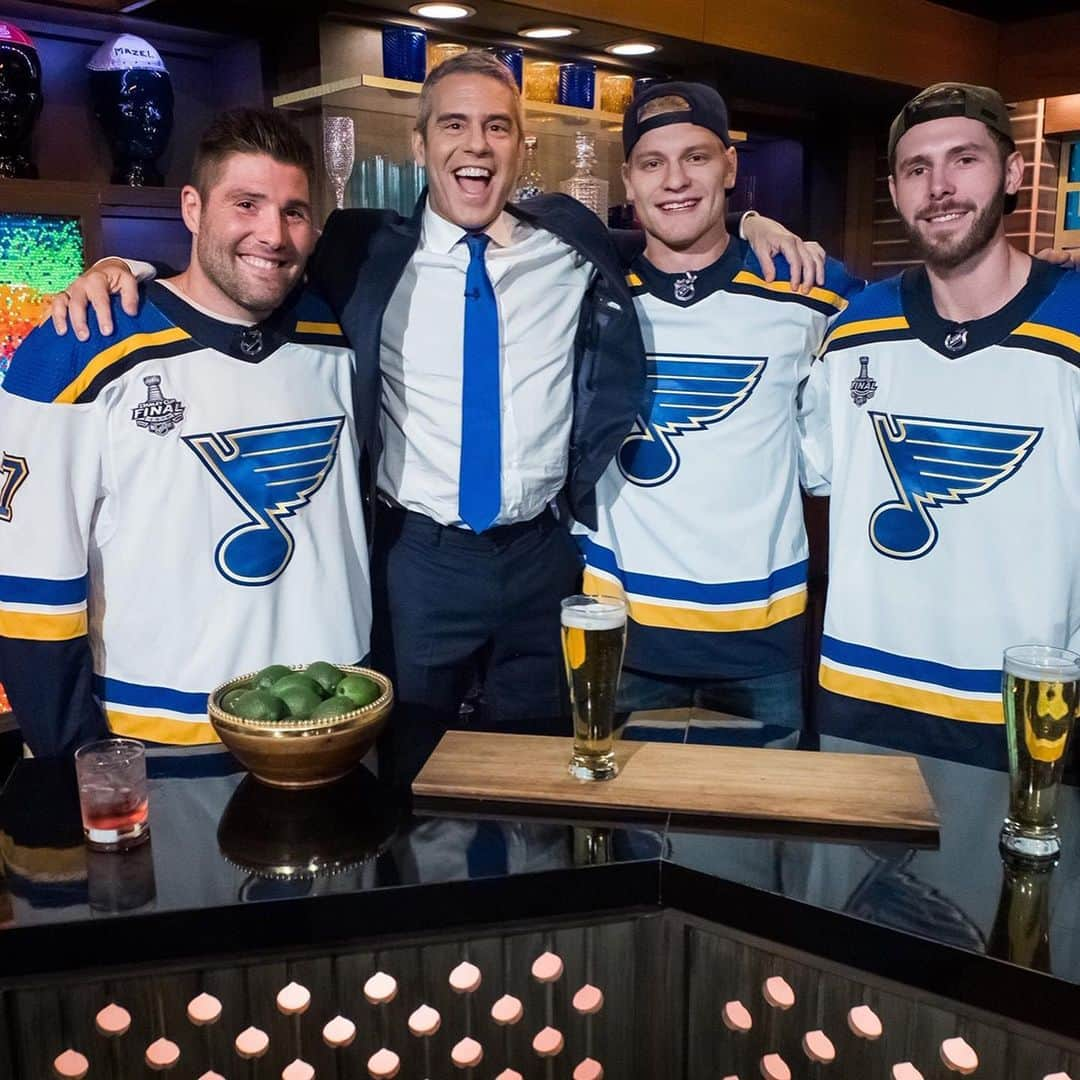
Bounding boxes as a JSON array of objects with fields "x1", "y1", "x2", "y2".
[
  {"x1": 558, "y1": 62, "x2": 596, "y2": 109},
  {"x1": 488, "y1": 47, "x2": 523, "y2": 89},
  {"x1": 382, "y1": 25, "x2": 427, "y2": 83}
]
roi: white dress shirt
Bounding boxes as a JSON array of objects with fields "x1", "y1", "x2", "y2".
[{"x1": 378, "y1": 204, "x2": 594, "y2": 528}]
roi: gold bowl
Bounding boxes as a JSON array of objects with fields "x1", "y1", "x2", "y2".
[{"x1": 208, "y1": 665, "x2": 393, "y2": 789}]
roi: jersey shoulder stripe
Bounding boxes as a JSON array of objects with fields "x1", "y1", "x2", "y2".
[
  {"x1": 734, "y1": 252, "x2": 863, "y2": 315},
  {"x1": 820, "y1": 274, "x2": 911, "y2": 356},
  {"x1": 3, "y1": 293, "x2": 192, "y2": 405},
  {"x1": 284, "y1": 287, "x2": 348, "y2": 348},
  {"x1": 1005, "y1": 272, "x2": 1080, "y2": 369}
]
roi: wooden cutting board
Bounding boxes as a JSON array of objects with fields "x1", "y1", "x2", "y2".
[{"x1": 412, "y1": 732, "x2": 940, "y2": 835}]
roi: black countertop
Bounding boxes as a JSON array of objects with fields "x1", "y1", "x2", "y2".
[{"x1": 2, "y1": 725, "x2": 1078, "y2": 1040}]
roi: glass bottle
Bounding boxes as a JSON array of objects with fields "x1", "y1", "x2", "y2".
[
  {"x1": 514, "y1": 134, "x2": 545, "y2": 202},
  {"x1": 559, "y1": 131, "x2": 608, "y2": 220}
]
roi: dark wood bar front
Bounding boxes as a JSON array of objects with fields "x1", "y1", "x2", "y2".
[{"x1": 2, "y1": 725, "x2": 1078, "y2": 1078}]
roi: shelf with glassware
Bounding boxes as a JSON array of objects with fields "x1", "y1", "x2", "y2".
[{"x1": 280, "y1": 73, "x2": 745, "y2": 223}]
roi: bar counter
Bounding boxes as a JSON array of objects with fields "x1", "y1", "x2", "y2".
[{"x1": 2, "y1": 723, "x2": 1078, "y2": 1078}]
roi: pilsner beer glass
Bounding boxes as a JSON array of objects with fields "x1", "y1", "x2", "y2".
[
  {"x1": 561, "y1": 594, "x2": 627, "y2": 780},
  {"x1": 1000, "y1": 644, "x2": 1080, "y2": 861}
]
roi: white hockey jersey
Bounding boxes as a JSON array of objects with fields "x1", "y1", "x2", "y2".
[
  {"x1": 575, "y1": 242, "x2": 860, "y2": 678},
  {"x1": 800, "y1": 259, "x2": 1080, "y2": 767},
  {"x1": 0, "y1": 282, "x2": 371, "y2": 756}
]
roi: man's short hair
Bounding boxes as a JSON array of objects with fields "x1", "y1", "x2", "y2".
[
  {"x1": 415, "y1": 50, "x2": 523, "y2": 139},
  {"x1": 191, "y1": 107, "x2": 315, "y2": 198},
  {"x1": 636, "y1": 95, "x2": 692, "y2": 122}
]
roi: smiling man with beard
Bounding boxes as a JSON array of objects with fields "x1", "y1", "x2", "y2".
[
  {"x1": 0, "y1": 109, "x2": 372, "y2": 757},
  {"x1": 800, "y1": 83, "x2": 1080, "y2": 768}
]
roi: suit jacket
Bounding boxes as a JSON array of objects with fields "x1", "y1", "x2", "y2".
[{"x1": 306, "y1": 192, "x2": 646, "y2": 530}]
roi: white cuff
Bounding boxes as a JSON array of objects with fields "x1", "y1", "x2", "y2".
[
  {"x1": 92, "y1": 257, "x2": 156, "y2": 283},
  {"x1": 738, "y1": 210, "x2": 759, "y2": 241}
]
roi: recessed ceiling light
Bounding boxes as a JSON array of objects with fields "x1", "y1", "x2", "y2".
[
  {"x1": 409, "y1": 2, "x2": 475, "y2": 18},
  {"x1": 519, "y1": 26, "x2": 579, "y2": 39},
  {"x1": 605, "y1": 42, "x2": 660, "y2": 56}
]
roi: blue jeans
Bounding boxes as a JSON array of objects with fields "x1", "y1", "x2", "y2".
[{"x1": 617, "y1": 666, "x2": 804, "y2": 749}]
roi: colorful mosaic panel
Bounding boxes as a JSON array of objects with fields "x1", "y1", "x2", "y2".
[{"x1": 0, "y1": 213, "x2": 85, "y2": 379}]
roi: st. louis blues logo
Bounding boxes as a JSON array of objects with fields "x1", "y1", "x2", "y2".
[
  {"x1": 618, "y1": 353, "x2": 766, "y2": 486},
  {"x1": 184, "y1": 417, "x2": 345, "y2": 586},
  {"x1": 869, "y1": 412, "x2": 1041, "y2": 560}
]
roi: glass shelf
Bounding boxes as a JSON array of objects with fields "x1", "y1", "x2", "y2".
[{"x1": 275, "y1": 73, "x2": 631, "y2": 141}]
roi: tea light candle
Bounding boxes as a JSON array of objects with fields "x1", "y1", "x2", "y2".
[
  {"x1": 95, "y1": 1002, "x2": 131, "y2": 1037},
  {"x1": 533, "y1": 1026, "x2": 564, "y2": 1057},
  {"x1": 323, "y1": 1015, "x2": 356, "y2": 1048},
  {"x1": 722, "y1": 1000, "x2": 753, "y2": 1033},
  {"x1": 145, "y1": 1037, "x2": 180, "y2": 1071},
  {"x1": 187, "y1": 993, "x2": 222, "y2": 1026},
  {"x1": 762, "y1": 976, "x2": 795, "y2": 1010},
  {"x1": 52, "y1": 1050, "x2": 89, "y2": 1080},
  {"x1": 760, "y1": 1053, "x2": 791, "y2": 1080},
  {"x1": 491, "y1": 994, "x2": 523, "y2": 1025},
  {"x1": 368, "y1": 1048, "x2": 400, "y2": 1079},
  {"x1": 235, "y1": 1026, "x2": 270, "y2": 1059},
  {"x1": 848, "y1": 1005, "x2": 883, "y2": 1039},
  {"x1": 451, "y1": 1036, "x2": 483, "y2": 1068},
  {"x1": 572, "y1": 984, "x2": 604, "y2": 1014},
  {"x1": 940, "y1": 1037, "x2": 978, "y2": 1074},
  {"x1": 283, "y1": 1060, "x2": 315, "y2": 1080},
  {"x1": 531, "y1": 951, "x2": 564, "y2": 983},
  {"x1": 364, "y1": 971, "x2": 398, "y2": 1005},
  {"x1": 892, "y1": 1065, "x2": 925, "y2": 1080},
  {"x1": 408, "y1": 1003, "x2": 441, "y2": 1036},
  {"x1": 574, "y1": 1059, "x2": 604, "y2": 1080},
  {"x1": 276, "y1": 981, "x2": 311, "y2": 1015},
  {"x1": 449, "y1": 960, "x2": 482, "y2": 993}
]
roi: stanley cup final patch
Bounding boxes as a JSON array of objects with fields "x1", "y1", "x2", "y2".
[
  {"x1": 132, "y1": 374, "x2": 185, "y2": 435},
  {"x1": 850, "y1": 356, "x2": 877, "y2": 406}
]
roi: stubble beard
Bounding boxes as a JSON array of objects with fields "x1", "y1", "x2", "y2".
[{"x1": 906, "y1": 185, "x2": 1006, "y2": 272}]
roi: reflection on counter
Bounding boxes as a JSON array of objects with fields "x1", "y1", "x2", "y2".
[{"x1": 217, "y1": 768, "x2": 401, "y2": 881}]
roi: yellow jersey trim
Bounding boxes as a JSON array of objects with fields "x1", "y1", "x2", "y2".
[
  {"x1": 625, "y1": 272, "x2": 643, "y2": 287},
  {"x1": 583, "y1": 570, "x2": 806, "y2": 631},
  {"x1": 106, "y1": 709, "x2": 221, "y2": 746},
  {"x1": 822, "y1": 315, "x2": 910, "y2": 352},
  {"x1": 819, "y1": 662, "x2": 1002, "y2": 725},
  {"x1": 731, "y1": 270, "x2": 848, "y2": 312},
  {"x1": 54, "y1": 327, "x2": 192, "y2": 405},
  {"x1": 295, "y1": 320, "x2": 344, "y2": 337},
  {"x1": 0, "y1": 608, "x2": 87, "y2": 641},
  {"x1": 1012, "y1": 321, "x2": 1080, "y2": 354}
]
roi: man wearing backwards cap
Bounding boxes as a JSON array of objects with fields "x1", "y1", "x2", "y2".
[
  {"x1": 800, "y1": 82, "x2": 1080, "y2": 768},
  {"x1": 574, "y1": 82, "x2": 862, "y2": 742}
]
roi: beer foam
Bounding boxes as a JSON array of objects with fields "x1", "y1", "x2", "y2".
[
  {"x1": 561, "y1": 600, "x2": 625, "y2": 631},
  {"x1": 1004, "y1": 645, "x2": 1080, "y2": 682}
]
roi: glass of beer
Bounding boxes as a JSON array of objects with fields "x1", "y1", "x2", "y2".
[
  {"x1": 1000, "y1": 644, "x2": 1080, "y2": 861},
  {"x1": 561, "y1": 594, "x2": 627, "y2": 780}
]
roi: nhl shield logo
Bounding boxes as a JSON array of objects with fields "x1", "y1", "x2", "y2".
[
  {"x1": 673, "y1": 271, "x2": 697, "y2": 302},
  {"x1": 132, "y1": 375, "x2": 185, "y2": 436},
  {"x1": 850, "y1": 357, "x2": 877, "y2": 406}
]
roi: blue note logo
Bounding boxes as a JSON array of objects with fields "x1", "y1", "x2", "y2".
[
  {"x1": 869, "y1": 412, "x2": 1041, "y2": 560},
  {"x1": 618, "y1": 353, "x2": 767, "y2": 486},
  {"x1": 184, "y1": 417, "x2": 345, "y2": 586}
]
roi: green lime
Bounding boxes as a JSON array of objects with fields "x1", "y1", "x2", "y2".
[
  {"x1": 271, "y1": 673, "x2": 324, "y2": 699},
  {"x1": 253, "y1": 664, "x2": 293, "y2": 690},
  {"x1": 336, "y1": 674, "x2": 381, "y2": 707},
  {"x1": 275, "y1": 684, "x2": 323, "y2": 719},
  {"x1": 310, "y1": 695, "x2": 360, "y2": 720},
  {"x1": 229, "y1": 689, "x2": 287, "y2": 722},
  {"x1": 304, "y1": 661, "x2": 344, "y2": 694},
  {"x1": 220, "y1": 685, "x2": 252, "y2": 713}
]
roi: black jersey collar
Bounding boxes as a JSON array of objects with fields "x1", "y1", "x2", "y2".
[
  {"x1": 900, "y1": 258, "x2": 1064, "y2": 358},
  {"x1": 631, "y1": 237, "x2": 745, "y2": 307},
  {"x1": 146, "y1": 281, "x2": 300, "y2": 363}
]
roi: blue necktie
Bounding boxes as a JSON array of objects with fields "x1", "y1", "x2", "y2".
[{"x1": 459, "y1": 232, "x2": 501, "y2": 533}]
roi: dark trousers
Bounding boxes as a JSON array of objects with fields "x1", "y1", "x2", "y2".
[{"x1": 372, "y1": 505, "x2": 583, "y2": 785}]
